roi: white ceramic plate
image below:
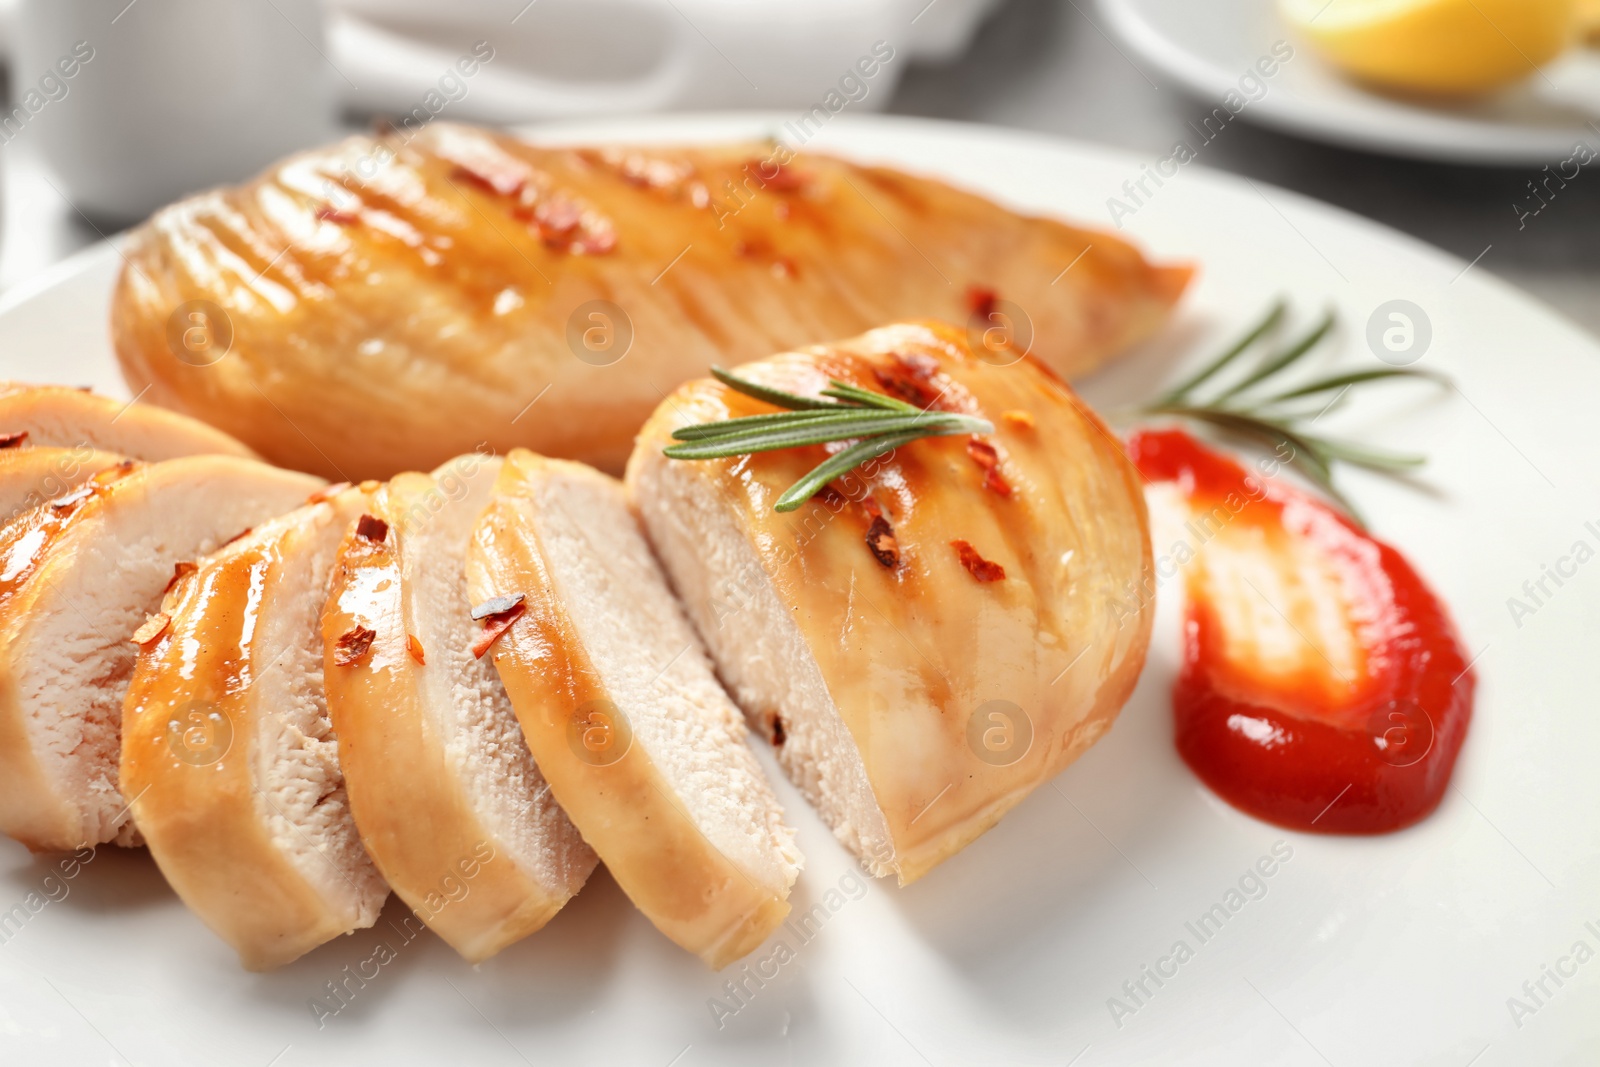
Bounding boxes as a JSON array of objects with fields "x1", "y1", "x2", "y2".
[
  {"x1": 1099, "y1": 0, "x2": 1600, "y2": 164},
  {"x1": 1, "y1": 114, "x2": 1597, "y2": 1066}
]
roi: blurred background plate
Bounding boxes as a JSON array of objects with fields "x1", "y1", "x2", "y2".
[
  {"x1": 0, "y1": 113, "x2": 1596, "y2": 1065},
  {"x1": 1099, "y1": 0, "x2": 1600, "y2": 164}
]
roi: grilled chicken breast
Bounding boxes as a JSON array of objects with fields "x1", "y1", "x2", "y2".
[
  {"x1": 321, "y1": 456, "x2": 596, "y2": 962},
  {"x1": 0, "y1": 456, "x2": 322, "y2": 851},
  {"x1": 121, "y1": 486, "x2": 388, "y2": 970},
  {"x1": 0, "y1": 382, "x2": 254, "y2": 461},
  {"x1": 112, "y1": 123, "x2": 1191, "y2": 480},
  {"x1": 627, "y1": 322, "x2": 1154, "y2": 884},
  {"x1": 466, "y1": 453, "x2": 801, "y2": 968}
]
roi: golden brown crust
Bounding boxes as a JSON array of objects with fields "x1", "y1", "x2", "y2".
[
  {"x1": 111, "y1": 124, "x2": 1191, "y2": 480},
  {"x1": 628, "y1": 322, "x2": 1154, "y2": 884},
  {"x1": 466, "y1": 453, "x2": 791, "y2": 968}
]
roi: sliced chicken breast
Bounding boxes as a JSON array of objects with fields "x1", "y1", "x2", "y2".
[
  {"x1": 0, "y1": 456, "x2": 323, "y2": 851},
  {"x1": 321, "y1": 455, "x2": 596, "y2": 962},
  {"x1": 466, "y1": 453, "x2": 801, "y2": 969},
  {"x1": 0, "y1": 444, "x2": 128, "y2": 529},
  {"x1": 627, "y1": 322, "x2": 1154, "y2": 885},
  {"x1": 0, "y1": 382, "x2": 254, "y2": 460},
  {"x1": 121, "y1": 485, "x2": 388, "y2": 970}
]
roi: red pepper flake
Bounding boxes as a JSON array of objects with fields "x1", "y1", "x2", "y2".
[
  {"x1": 967, "y1": 286, "x2": 998, "y2": 320},
  {"x1": 406, "y1": 633, "x2": 426, "y2": 665},
  {"x1": 307, "y1": 482, "x2": 352, "y2": 505},
  {"x1": 315, "y1": 205, "x2": 359, "y2": 225},
  {"x1": 334, "y1": 625, "x2": 377, "y2": 666},
  {"x1": 872, "y1": 352, "x2": 946, "y2": 409},
  {"x1": 534, "y1": 198, "x2": 582, "y2": 238},
  {"x1": 450, "y1": 163, "x2": 525, "y2": 199},
  {"x1": 471, "y1": 603, "x2": 525, "y2": 659},
  {"x1": 952, "y1": 540, "x2": 1006, "y2": 582},
  {"x1": 355, "y1": 514, "x2": 389, "y2": 543},
  {"x1": 766, "y1": 712, "x2": 787, "y2": 747},
  {"x1": 747, "y1": 160, "x2": 808, "y2": 193},
  {"x1": 0, "y1": 431, "x2": 27, "y2": 449},
  {"x1": 860, "y1": 495, "x2": 884, "y2": 520},
  {"x1": 131, "y1": 612, "x2": 171, "y2": 646},
  {"x1": 163, "y1": 561, "x2": 197, "y2": 594},
  {"x1": 471, "y1": 592, "x2": 526, "y2": 621},
  {"x1": 568, "y1": 225, "x2": 616, "y2": 256},
  {"x1": 866, "y1": 515, "x2": 900, "y2": 569},
  {"x1": 966, "y1": 438, "x2": 1014, "y2": 498}
]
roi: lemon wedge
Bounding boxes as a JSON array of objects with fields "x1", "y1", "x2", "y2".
[
  {"x1": 1279, "y1": 0, "x2": 1576, "y2": 95},
  {"x1": 1580, "y1": 0, "x2": 1600, "y2": 42}
]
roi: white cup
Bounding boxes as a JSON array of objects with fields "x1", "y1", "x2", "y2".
[{"x1": 13, "y1": 0, "x2": 338, "y2": 223}]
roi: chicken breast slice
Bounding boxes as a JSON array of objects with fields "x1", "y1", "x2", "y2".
[
  {"x1": 627, "y1": 322, "x2": 1154, "y2": 885},
  {"x1": 466, "y1": 453, "x2": 801, "y2": 969},
  {"x1": 0, "y1": 382, "x2": 254, "y2": 460},
  {"x1": 0, "y1": 455, "x2": 323, "y2": 851},
  {"x1": 121, "y1": 485, "x2": 388, "y2": 970},
  {"x1": 321, "y1": 455, "x2": 596, "y2": 962},
  {"x1": 0, "y1": 445, "x2": 128, "y2": 529}
]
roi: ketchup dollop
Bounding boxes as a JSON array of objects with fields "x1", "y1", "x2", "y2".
[{"x1": 1126, "y1": 428, "x2": 1474, "y2": 834}]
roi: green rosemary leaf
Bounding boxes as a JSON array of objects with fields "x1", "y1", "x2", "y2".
[
  {"x1": 1157, "y1": 297, "x2": 1287, "y2": 405},
  {"x1": 668, "y1": 368, "x2": 996, "y2": 512},
  {"x1": 772, "y1": 430, "x2": 930, "y2": 512},
  {"x1": 818, "y1": 380, "x2": 919, "y2": 412},
  {"x1": 710, "y1": 366, "x2": 843, "y2": 411},
  {"x1": 1134, "y1": 301, "x2": 1456, "y2": 527},
  {"x1": 1213, "y1": 308, "x2": 1336, "y2": 402},
  {"x1": 664, "y1": 411, "x2": 991, "y2": 460},
  {"x1": 672, "y1": 409, "x2": 890, "y2": 441},
  {"x1": 1300, "y1": 434, "x2": 1427, "y2": 471},
  {"x1": 1263, "y1": 367, "x2": 1444, "y2": 404},
  {"x1": 1156, "y1": 406, "x2": 1333, "y2": 486}
]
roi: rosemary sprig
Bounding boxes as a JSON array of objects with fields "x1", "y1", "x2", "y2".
[
  {"x1": 664, "y1": 366, "x2": 993, "y2": 512},
  {"x1": 1140, "y1": 300, "x2": 1445, "y2": 527}
]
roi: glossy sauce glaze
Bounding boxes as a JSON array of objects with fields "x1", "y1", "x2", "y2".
[
  {"x1": 0, "y1": 462, "x2": 137, "y2": 610},
  {"x1": 1127, "y1": 428, "x2": 1474, "y2": 834}
]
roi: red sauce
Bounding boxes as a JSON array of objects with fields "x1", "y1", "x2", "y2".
[{"x1": 1126, "y1": 428, "x2": 1474, "y2": 834}]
